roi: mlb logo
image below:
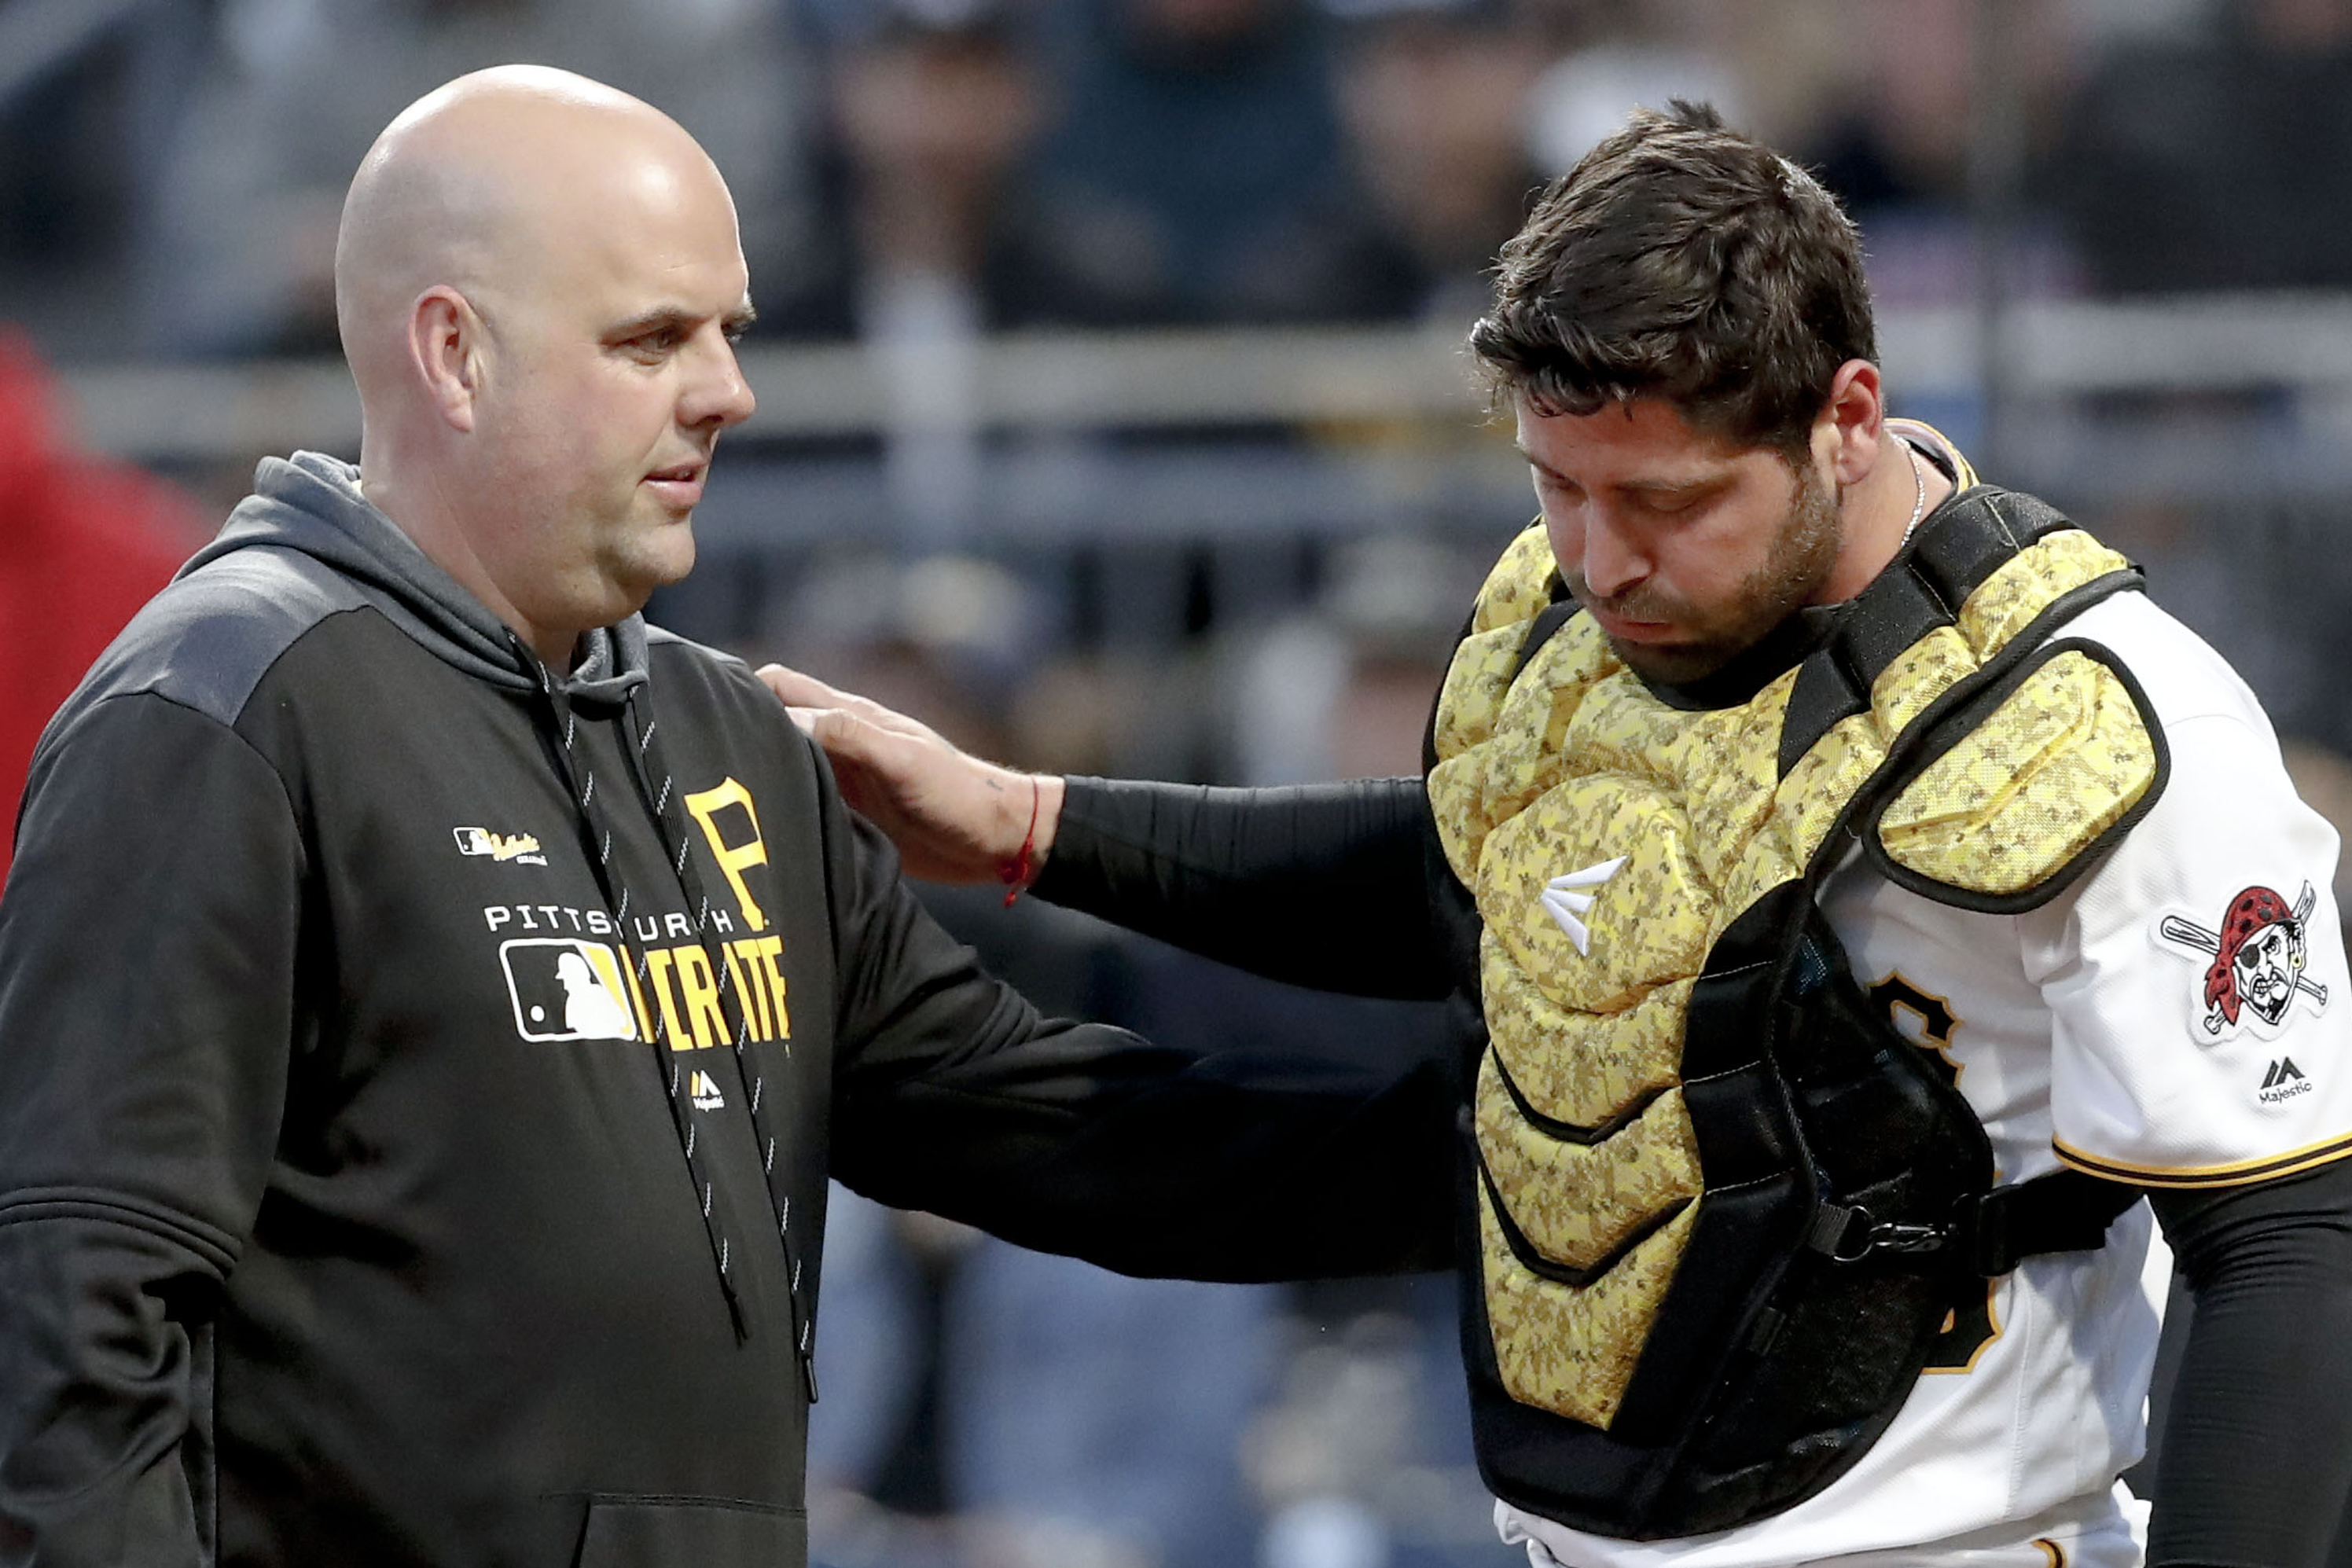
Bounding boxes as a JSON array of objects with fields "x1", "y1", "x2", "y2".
[{"x1": 500, "y1": 939, "x2": 639, "y2": 1041}]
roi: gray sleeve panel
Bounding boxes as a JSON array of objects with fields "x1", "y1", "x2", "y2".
[
  {"x1": 645, "y1": 622, "x2": 748, "y2": 674},
  {"x1": 62, "y1": 547, "x2": 371, "y2": 732}
]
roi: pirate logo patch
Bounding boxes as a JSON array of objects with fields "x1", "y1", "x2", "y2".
[{"x1": 2155, "y1": 883, "x2": 2331, "y2": 1040}]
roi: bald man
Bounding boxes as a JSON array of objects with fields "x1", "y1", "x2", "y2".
[{"x1": 0, "y1": 68, "x2": 1454, "y2": 1566}]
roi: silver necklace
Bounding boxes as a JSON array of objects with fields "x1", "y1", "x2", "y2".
[{"x1": 1898, "y1": 442, "x2": 1926, "y2": 549}]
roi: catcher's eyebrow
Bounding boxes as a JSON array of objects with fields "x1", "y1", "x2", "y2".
[{"x1": 1512, "y1": 443, "x2": 1731, "y2": 499}]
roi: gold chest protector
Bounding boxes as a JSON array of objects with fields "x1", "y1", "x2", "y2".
[{"x1": 1425, "y1": 483, "x2": 2163, "y2": 1434}]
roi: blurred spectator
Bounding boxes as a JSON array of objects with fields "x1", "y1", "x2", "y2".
[
  {"x1": 1753, "y1": 0, "x2": 2082, "y2": 308},
  {"x1": 825, "y1": 0, "x2": 1043, "y2": 291},
  {"x1": 943, "y1": 1243, "x2": 1276, "y2": 1568},
  {"x1": 1246, "y1": 1298, "x2": 1490, "y2": 1568},
  {"x1": 0, "y1": 6, "x2": 208, "y2": 361},
  {"x1": 0, "y1": 330, "x2": 201, "y2": 882},
  {"x1": 2049, "y1": 0, "x2": 2352, "y2": 293},
  {"x1": 819, "y1": 0, "x2": 1046, "y2": 545},
  {"x1": 140, "y1": 0, "x2": 826, "y2": 357},
  {"x1": 1520, "y1": 2, "x2": 1740, "y2": 179},
  {"x1": 1226, "y1": 533, "x2": 1479, "y2": 784},
  {"x1": 1791, "y1": 0, "x2": 1975, "y2": 219},
  {"x1": 983, "y1": 0, "x2": 1419, "y2": 325},
  {"x1": 1326, "y1": 0, "x2": 1549, "y2": 327}
]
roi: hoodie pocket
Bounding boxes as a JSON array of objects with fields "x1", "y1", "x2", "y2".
[{"x1": 571, "y1": 1496, "x2": 806, "y2": 1568}]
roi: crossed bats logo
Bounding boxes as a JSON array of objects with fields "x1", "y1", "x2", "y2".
[{"x1": 2158, "y1": 883, "x2": 2331, "y2": 1036}]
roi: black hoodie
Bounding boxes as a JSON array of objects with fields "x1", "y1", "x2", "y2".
[{"x1": 0, "y1": 454, "x2": 1457, "y2": 1567}]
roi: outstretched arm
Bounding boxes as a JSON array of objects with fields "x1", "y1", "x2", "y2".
[
  {"x1": 1037, "y1": 775, "x2": 1451, "y2": 1001},
  {"x1": 808, "y1": 729, "x2": 1461, "y2": 1282},
  {"x1": 759, "y1": 665, "x2": 1454, "y2": 1001},
  {"x1": 2142, "y1": 1162, "x2": 2352, "y2": 1566}
]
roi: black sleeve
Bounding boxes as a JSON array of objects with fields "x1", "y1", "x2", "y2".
[
  {"x1": 2142, "y1": 1158, "x2": 2352, "y2": 1567},
  {"x1": 0, "y1": 695, "x2": 300, "y2": 1566},
  {"x1": 817, "y1": 759, "x2": 1461, "y2": 1284},
  {"x1": 1027, "y1": 775, "x2": 1453, "y2": 1001}
]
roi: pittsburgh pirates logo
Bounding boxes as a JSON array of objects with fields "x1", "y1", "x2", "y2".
[
  {"x1": 1869, "y1": 973, "x2": 1998, "y2": 1373},
  {"x1": 2155, "y1": 883, "x2": 2330, "y2": 1041}
]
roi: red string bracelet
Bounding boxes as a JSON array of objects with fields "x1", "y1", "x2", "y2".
[{"x1": 998, "y1": 775, "x2": 1042, "y2": 907}]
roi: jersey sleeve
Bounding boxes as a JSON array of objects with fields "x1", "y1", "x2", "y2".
[
  {"x1": 2026, "y1": 688, "x2": 2352, "y2": 1187},
  {"x1": 0, "y1": 692, "x2": 301, "y2": 1564}
]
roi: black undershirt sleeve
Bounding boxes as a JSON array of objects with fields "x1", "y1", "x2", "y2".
[
  {"x1": 1028, "y1": 775, "x2": 1454, "y2": 1001},
  {"x1": 2143, "y1": 1157, "x2": 2352, "y2": 1567}
]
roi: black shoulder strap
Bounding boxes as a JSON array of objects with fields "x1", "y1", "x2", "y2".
[
  {"x1": 1777, "y1": 487, "x2": 2078, "y2": 779},
  {"x1": 1511, "y1": 576, "x2": 1580, "y2": 684}
]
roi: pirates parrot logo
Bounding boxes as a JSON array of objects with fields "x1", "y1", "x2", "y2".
[{"x1": 2156, "y1": 883, "x2": 2331, "y2": 1038}]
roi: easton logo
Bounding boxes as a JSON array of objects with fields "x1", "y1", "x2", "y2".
[
  {"x1": 1542, "y1": 857, "x2": 1629, "y2": 957},
  {"x1": 2155, "y1": 883, "x2": 2330, "y2": 1040},
  {"x1": 2261, "y1": 1057, "x2": 2312, "y2": 1103},
  {"x1": 456, "y1": 826, "x2": 548, "y2": 865}
]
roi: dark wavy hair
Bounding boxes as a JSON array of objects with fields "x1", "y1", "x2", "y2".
[{"x1": 1468, "y1": 101, "x2": 1876, "y2": 460}]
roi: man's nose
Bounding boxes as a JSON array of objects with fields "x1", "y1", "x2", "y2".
[
  {"x1": 685, "y1": 337, "x2": 757, "y2": 431},
  {"x1": 1579, "y1": 510, "x2": 1649, "y2": 600}
]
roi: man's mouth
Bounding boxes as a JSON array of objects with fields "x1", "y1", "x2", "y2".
[
  {"x1": 1586, "y1": 604, "x2": 1678, "y2": 644},
  {"x1": 643, "y1": 461, "x2": 707, "y2": 506}
]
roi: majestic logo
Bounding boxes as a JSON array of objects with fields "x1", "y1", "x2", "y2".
[
  {"x1": 456, "y1": 826, "x2": 548, "y2": 866},
  {"x1": 2156, "y1": 883, "x2": 2331, "y2": 1039},
  {"x1": 2261, "y1": 1057, "x2": 2312, "y2": 1104},
  {"x1": 500, "y1": 939, "x2": 640, "y2": 1041},
  {"x1": 1542, "y1": 857, "x2": 1628, "y2": 957},
  {"x1": 689, "y1": 1070, "x2": 727, "y2": 1111}
]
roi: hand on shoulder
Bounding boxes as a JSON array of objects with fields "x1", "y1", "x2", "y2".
[{"x1": 755, "y1": 663, "x2": 1062, "y2": 886}]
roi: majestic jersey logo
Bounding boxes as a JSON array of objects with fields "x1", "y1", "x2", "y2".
[
  {"x1": 2261, "y1": 1057, "x2": 2312, "y2": 1103},
  {"x1": 689, "y1": 1070, "x2": 727, "y2": 1111},
  {"x1": 2156, "y1": 883, "x2": 2331, "y2": 1038},
  {"x1": 502, "y1": 939, "x2": 640, "y2": 1041},
  {"x1": 1541, "y1": 857, "x2": 1628, "y2": 957},
  {"x1": 455, "y1": 826, "x2": 548, "y2": 865}
]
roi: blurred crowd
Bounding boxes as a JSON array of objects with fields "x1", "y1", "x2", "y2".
[
  {"x1": 13, "y1": 1, "x2": 2352, "y2": 1565},
  {"x1": 13, "y1": 0, "x2": 2352, "y2": 365}
]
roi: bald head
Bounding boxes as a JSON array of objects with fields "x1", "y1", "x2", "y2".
[
  {"x1": 336, "y1": 66, "x2": 757, "y2": 668},
  {"x1": 336, "y1": 66, "x2": 727, "y2": 392}
]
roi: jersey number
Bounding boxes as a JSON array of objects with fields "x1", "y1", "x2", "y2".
[{"x1": 1867, "y1": 975, "x2": 2000, "y2": 1373}]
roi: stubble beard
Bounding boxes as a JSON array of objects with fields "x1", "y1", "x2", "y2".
[{"x1": 1571, "y1": 459, "x2": 1843, "y2": 687}]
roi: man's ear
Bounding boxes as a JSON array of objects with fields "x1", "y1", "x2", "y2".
[
  {"x1": 1815, "y1": 358, "x2": 1886, "y2": 487},
  {"x1": 408, "y1": 286, "x2": 483, "y2": 434}
]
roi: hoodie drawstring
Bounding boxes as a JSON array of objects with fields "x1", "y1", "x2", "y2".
[
  {"x1": 618, "y1": 689, "x2": 820, "y2": 1402},
  {"x1": 516, "y1": 637, "x2": 817, "y2": 1401}
]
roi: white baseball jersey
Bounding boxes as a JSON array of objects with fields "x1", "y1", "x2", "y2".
[{"x1": 1500, "y1": 588, "x2": 2352, "y2": 1568}]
